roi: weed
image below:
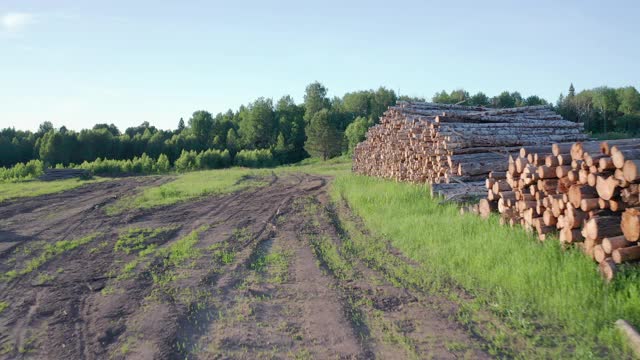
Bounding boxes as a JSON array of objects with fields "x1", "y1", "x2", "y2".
[
  {"x1": 159, "y1": 225, "x2": 207, "y2": 268},
  {"x1": 0, "y1": 178, "x2": 106, "y2": 203},
  {"x1": 4, "y1": 233, "x2": 100, "y2": 281},
  {"x1": 90, "y1": 240, "x2": 110, "y2": 254},
  {"x1": 232, "y1": 227, "x2": 252, "y2": 242},
  {"x1": 0, "y1": 301, "x2": 8, "y2": 313},
  {"x1": 115, "y1": 226, "x2": 176, "y2": 255},
  {"x1": 106, "y1": 168, "x2": 269, "y2": 214},
  {"x1": 0, "y1": 342, "x2": 12, "y2": 355},
  {"x1": 332, "y1": 174, "x2": 639, "y2": 357},
  {"x1": 293, "y1": 348, "x2": 312, "y2": 359},
  {"x1": 101, "y1": 285, "x2": 115, "y2": 296},
  {"x1": 34, "y1": 272, "x2": 55, "y2": 285}
]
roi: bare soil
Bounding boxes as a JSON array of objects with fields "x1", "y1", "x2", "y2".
[{"x1": 0, "y1": 174, "x2": 490, "y2": 359}]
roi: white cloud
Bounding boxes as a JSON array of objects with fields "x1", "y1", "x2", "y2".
[{"x1": 1, "y1": 12, "x2": 35, "y2": 32}]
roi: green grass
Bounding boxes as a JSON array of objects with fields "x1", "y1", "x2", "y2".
[
  {"x1": 3, "y1": 233, "x2": 100, "y2": 281},
  {"x1": 0, "y1": 301, "x2": 8, "y2": 313},
  {"x1": 105, "y1": 168, "x2": 270, "y2": 214},
  {"x1": 159, "y1": 225, "x2": 208, "y2": 268},
  {"x1": 0, "y1": 177, "x2": 106, "y2": 202},
  {"x1": 277, "y1": 155, "x2": 351, "y2": 177},
  {"x1": 114, "y1": 226, "x2": 177, "y2": 255},
  {"x1": 332, "y1": 174, "x2": 640, "y2": 358}
]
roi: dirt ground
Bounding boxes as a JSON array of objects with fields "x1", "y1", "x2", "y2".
[{"x1": 0, "y1": 174, "x2": 491, "y2": 359}]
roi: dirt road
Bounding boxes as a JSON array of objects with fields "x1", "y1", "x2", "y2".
[{"x1": 0, "y1": 174, "x2": 490, "y2": 359}]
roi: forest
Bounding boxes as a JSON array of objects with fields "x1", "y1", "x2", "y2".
[{"x1": 1, "y1": 83, "x2": 639, "y2": 174}]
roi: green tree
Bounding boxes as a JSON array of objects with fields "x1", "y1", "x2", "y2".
[
  {"x1": 177, "y1": 118, "x2": 186, "y2": 132},
  {"x1": 524, "y1": 95, "x2": 547, "y2": 106},
  {"x1": 469, "y1": 92, "x2": 490, "y2": 106},
  {"x1": 449, "y1": 89, "x2": 470, "y2": 104},
  {"x1": 188, "y1": 110, "x2": 214, "y2": 148},
  {"x1": 432, "y1": 90, "x2": 451, "y2": 104},
  {"x1": 617, "y1": 86, "x2": 640, "y2": 115},
  {"x1": 226, "y1": 128, "x2": 240, "y2": 155},
  {"x1": 39, "y1": 130, "x2": 68, "y2": 165},
  {"x1": 303, "y1": 82, "x2": 330, "y2": 124},
  {"x1": 156, "y1": 153, "x2": 171, "y2": 172},
  {"x1": 493, "y1": 91, "x2": 516, "y2": 108},
  {"x1": 38, "y1": 121, "x2": 54, "y2": 136},
  {"x1": 304, "y1": 109, "x2": 342, "y2": 160},
  {"x1": 592, "y1": 87, "x2": 620, "y2": 133},
  {"x1": 239, "y1": 97, "x2": 275, "y2": 149},
  {"x1": 275, "y1": 96, "x2": 306, "y2": 162},
  {"x1": 342, "y1": 91, "x2": 371, "y2": 118},
  {"x1": 93, "y1": 123, "x2": 120, "y2": 136},
  {"x1": 371, "y1": 87, "x2": 397, "y2": 121},
  {"x1": 345, "y1": 116, "x2": 371, "y2": 154}
]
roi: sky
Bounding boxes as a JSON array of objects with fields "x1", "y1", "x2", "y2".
[{"x1": 1, "y1": 0, "x2": 639, "y2": 132}]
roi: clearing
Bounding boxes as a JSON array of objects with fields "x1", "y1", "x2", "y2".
[{"x1": 0, "y1": 172, "x2": 490, "y2": 359}]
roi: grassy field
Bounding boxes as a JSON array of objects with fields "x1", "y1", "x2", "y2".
[
  {"x1": 331, "y1": 174, "x2": 640, "y2": 358},
  {"x1": 0, "y1": 177, "x2": 106, "y2": 203},
  {"x1": 105, "y1": 168, "x2": 271, "y2": 214},
  {"x1": 4, "y1": 157, "x2": 638, "y2": 357}
]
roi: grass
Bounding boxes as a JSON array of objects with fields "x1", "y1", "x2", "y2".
[
  {"x1": 277, "y1": 155, "x2": 351, "y2": 177},
  {"x1": 105, "y1": 168, "x2": 270, "y2": 214},
  {"x1": 4, "y1": 233, "x2": 100, "y2": 281},
  {"x1": 250, "y1": 245, "x2": 292, "y2": 284},
  {"x1": 0, "y1": 301, "x2": 7, "y2": 313},
  {"x1": 114, "y1": 226, "x2": 177, "y2": 255},
  {"x1": 160, "y1": 225, "x2": 208, "y2": 268},
  {"x1": 0, "y1": 177, "x2": 106, "y2": 202},
  {"x1": 332, "y1": 174, "x2": 640, "y2": 358}
]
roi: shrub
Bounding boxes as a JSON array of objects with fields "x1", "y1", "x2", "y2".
[
  {"x1": 0, "y1": 160, "x2": 45, "y2": 182},
  {"x1": 196, "y1": 149, "x2": 231, "y2": 169},
  {"x1": 234, "y1": 149, "x2": 277, "y2": 168},
  {"x1": 77, "y1": 153, "x2": 158, "y2": 175},
  {"x1": 174, "y1": 150, "x2": 198, "y2": 172},
  {"x1": 155, "y1": 154, "x2": 171, "y2": 173}
]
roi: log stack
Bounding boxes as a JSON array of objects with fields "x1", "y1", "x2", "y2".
[
  {"x1": 481, "y1": 139, "x2": 640, "y2": 281},
  {"x1": 353, "y1": 102, "x2": 587, "y2": 188},
  {"x1": 39, "y1": 168, "x2": 90, "y2": 181}
]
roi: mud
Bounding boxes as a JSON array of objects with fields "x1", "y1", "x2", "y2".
[{"x1": 0, "y1": 174, "x2": 490, "y2": 359}]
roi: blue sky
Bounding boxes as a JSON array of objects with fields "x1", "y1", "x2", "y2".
[{"x1": 1, "y1": 0, "x2": 638, "y2": 131}]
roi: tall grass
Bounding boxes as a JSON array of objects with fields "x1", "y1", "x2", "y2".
[
  {"x1": 0, "y1": 159, "x2": 44, "y2": 182},
  {"x1": 332, "y1": 174, "x2": 640, "y2": 357},
  {"x1": 0, "y1": 177, "x2": 106, "y2": 203},
  {"x1": 105, "y1": 168, "x2": 270, "y2": 214}
]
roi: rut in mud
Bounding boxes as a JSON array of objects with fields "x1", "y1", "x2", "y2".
[{"x1": 0, "y1": 174, "x2": 490, "y2": 359}]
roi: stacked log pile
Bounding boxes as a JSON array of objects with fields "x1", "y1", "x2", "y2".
[
  {"x1": 481, "y1": 139, "x2": 640, "y2": 280},
  {"x1": 39, "y1": 168, "x2": 90, "y2": 181},
  {"x1": 353, "y1": 102, "x2": 587, "y2": 187}
]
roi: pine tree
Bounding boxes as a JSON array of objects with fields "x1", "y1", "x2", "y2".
[
  {"x1": 568, "y1": 83, "x2": 576, "y2": 98},
  {"x1": 304, "y1": 109, "x2": 342, "y2": 160}
]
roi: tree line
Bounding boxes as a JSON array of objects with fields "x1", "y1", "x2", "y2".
[
  {"x1": 555, "y1": 84, "x2": 640, "y2": 135},
  {"x1": 0, "y1": 83, "x2": 400, "y2": 169},
  {"x1": 2, "y1": 82, "x2": 638, "y2": 172}
]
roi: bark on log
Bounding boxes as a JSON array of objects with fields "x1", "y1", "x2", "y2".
[
  {"x1": 621, "y1": 208, "x2": 640, "y2": 241},
  {"x1": 612, "y1": 148, "x2": 640, "y2": 169},
  {"x1": 623, "y1": 160, "x2": 640, "y2": 182},
  {"x1": 602, "y1": 236, "x2": 632, "y2": 254},
  {"x1": 599, "y1": 258, "x2": 617, "y2": 282},
  {"x1": 612, "y1": 245, "x2": 640, "y2": 264},
  {"x1": 479, "y1": 199, "x2": 498, "y2": 219}
]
